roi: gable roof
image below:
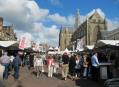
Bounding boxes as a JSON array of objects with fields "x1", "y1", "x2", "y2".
[{"x1": 87, "y1": 8, "x2": 105, "y2": 20}]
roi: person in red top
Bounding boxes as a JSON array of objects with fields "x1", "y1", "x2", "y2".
[{"x1": 47, "y1": 55, "x2": 54, "y2": 77}]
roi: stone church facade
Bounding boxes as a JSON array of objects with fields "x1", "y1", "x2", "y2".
[
  {"x1": 59, "y1": 26, "x2": 74, "y2": 51},
  {"x1": 71, "y1": 9, "x2": 107, "y2": 50},
  {"x1": 59, "y1": 9, "x2": 107, "y2": 51}
]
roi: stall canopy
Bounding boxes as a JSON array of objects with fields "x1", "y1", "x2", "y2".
[
  {"x1": 49, "y1": 47, "x2": 54, "y2": 51},
  {"x1": 48, "y1": 51, "x2": 56, "y2": 54},
  {"x1": 54, "y1": 47, "x2": 59, "y2": 51},
  {"x1": 0, "y1": 41, "x2": 18, "y2": 48},
  {"x1": 85, "y1": 45, "x2": 94, "y2": 50},
  {"x1": 96, "y1": 40, "x2": 119, "y2": 47}
]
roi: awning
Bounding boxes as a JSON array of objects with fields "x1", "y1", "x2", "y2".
[
  {"x1": 48, "y1": 51, "x2": 56, "y2": 54},
  {"x1": 48, "y1": 47, "x2": 54, "y2": 51},
  {"x1": 0, "y1": 41, "x2": 18, "y2": 48},
  {"x1": 85, "y1": 45, "x2": 94, "y2": 50},
  {"x1": 95, "y1": 40, "x2": 119, "y2": 47}
]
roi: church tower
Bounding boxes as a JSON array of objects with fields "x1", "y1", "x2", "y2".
[
  {"x1": 0, "y1": 17, "x2": 3, "y2": 31},
  {"x1": 74, "y1": 9, "x2": 80, "y2": 30}
]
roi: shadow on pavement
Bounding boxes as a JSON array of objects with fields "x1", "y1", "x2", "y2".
[
  {"x1": 0, "y1": 80, "x2": 5, "y2": 87},
  {"x1": 43, "y1": 72, "x2": 48, "y2": 77},
  {"x1": 53, "y1": 73, "x2": 62, "y2": 80},
  {"x1": 16, "y1": 81, "x2": 23, "y2": 87},
  {"x1": 75, "y1": 78, "x2": 104, "y2": 87}
]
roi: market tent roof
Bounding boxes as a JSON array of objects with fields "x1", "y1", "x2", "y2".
[
  {"x1": 78, "y1": 48, "x2": 84, "y2": 52},
  {"x1": 49, "y1": 47, "x2": 54, "y2": 50},
  {"x1": 0, "y1": 41, "x2": 18, "y2": 48},
  {"x1": 95, "y1": 40, "x2": 119, "y2": 47},
  {"x1": 64, "y1": 48, "x2": 69, "y2": 52},
  {"x1": 24, "y1": 48, "x2": 39, "y2": 53},
  {"x1": 48, "y1": 51, "x2": 56, "y2": 54},
  {"x1": 54, "y1": 47, "x2": 59, "y2": 50},
  {"x1": 85, "y1": 45, "x2": 94, "y2": 50}
]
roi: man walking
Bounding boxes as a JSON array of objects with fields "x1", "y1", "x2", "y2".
[
  {"x1": 61, "y1": 52, "x2": 70, "y2": 80},
  {"x1": 13, "y1": 53, "x2": 21, "y2": 80},
  {"x1": 91, "y1": 52, "x2": 100, "y2": 81},
  {"x1": 0, "y1": 52, "x2": 10, "y2": 80}
]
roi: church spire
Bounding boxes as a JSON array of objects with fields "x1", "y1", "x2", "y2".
[{"x1": 75, "y1": 9, "x2": 80, "y2": 29}]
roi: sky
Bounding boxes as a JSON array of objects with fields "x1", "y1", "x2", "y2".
[{"x1": 0, "y1": 0, "x2": 119, "y2": 47}]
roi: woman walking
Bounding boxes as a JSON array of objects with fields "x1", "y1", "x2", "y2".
[
  {"x1": 75, "y1": 54, "x2": 81, "y2": 79},
  {"x1": 34, "y1": 54, "x2": 44, "y2": 78},
  {"x1": 83, "y1": 54, "x2": 89, "y2": 78},
  {"x1": 47, "y1": 55, "x2": 54, "y2": 78}
]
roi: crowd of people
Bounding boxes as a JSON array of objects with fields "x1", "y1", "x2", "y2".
[{"x1": 0, "y1": 50, "x2": 105, "y2": 82}]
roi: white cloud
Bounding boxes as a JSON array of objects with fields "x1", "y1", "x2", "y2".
[
  {"x1": 48, "y1": 13, "x2": 67, "y2": 25},
  {"x1": 107, "y1": 18, "x2": 119, "y2": 31},
  {"x1": 26, "y1": 1, "x2": 49, "y2": 21},
  {"x1": 48, "y1": 13, "x2": 75, "y2": 26},
  {"x1": 48, "y1": 13, "x2": 88, "y2": 27},
  {"x1": 0, "y1": 0, "x2": 49, "y2": 31},
  {"x1": 50, "y1": 0, "x2": 62, "y2": 6},
  {"x1": 33, "y1": 23, "x2": 59, "y2": 46},
  {"x1": 0, "y1": 0, "x2": 59, "y2": 46}
]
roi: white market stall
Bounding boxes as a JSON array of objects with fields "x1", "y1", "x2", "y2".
[
  {"x1": 0, "y1": 41, "x2": 17, "y2": 81},
  {"x1": 0, "y1": 41, "x2": 18, "y2": 55},
  {"x1": 95, "y1": 40, "x2": 119, "y2": 79},
  {"x1": 85, "y1": 45, "x2": 94, "y2": 50},
  {"x1": 0, "y1": 41, "x2": 18, "y2": 48},
  {"x1": 95, "y1": 40, "x2": 119, "y2": 47}
]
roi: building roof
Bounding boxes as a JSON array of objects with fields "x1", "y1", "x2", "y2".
[
  {"x1": 87, "y1": 8, "x2": 105, "y2": 20},
  {"x1": 108, "y1": 27, "x2": 119, "y2": 34}
]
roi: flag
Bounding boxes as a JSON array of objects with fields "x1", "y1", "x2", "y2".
[
  {"x1": 19, "y1": 37, "x2": 26, "y2": 50},
  {"x1": 19, "y1": 33, "x2": 32, "y2": 49}
]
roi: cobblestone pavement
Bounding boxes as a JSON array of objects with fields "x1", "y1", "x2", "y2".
[{"x1": 1, "y1": 66, "x2": 104, "y2": 87}]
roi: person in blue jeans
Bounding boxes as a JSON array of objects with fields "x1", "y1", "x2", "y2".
[
  {"x1": 83, "y1": 54, "x2": 89, "y2": 78},
  {"x1": 0, "y1": 52, "x2": 10, "y2": 80},
  {"x1": 13, "y1": 54, "x2": 21, "y2": 80}
]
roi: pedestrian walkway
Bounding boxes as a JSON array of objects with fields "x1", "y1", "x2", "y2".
[{"x1": 3, "y1": 67, "x2": 104, "y2": 87}]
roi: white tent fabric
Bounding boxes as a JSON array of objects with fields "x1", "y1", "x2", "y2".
[
  {"x1": 96, "y1": 40, "x2": 119, "y2": 47},
  {"x1": 0, "y1": 64, "x2": 5, "y2": 80},
  {"x1": 78, "y1": 48, "x2": 84, "y2": 52},
  {"x1": 48, "y1": 51, "x2": 56, "y2": 54},
  {"x1": 86, "y1": 45, "x2": 94, "y2": 50},
  {"x1": 54, "y1": 47, "x2": 59, "y2": 50},
  {"x1": 64, "y1": 48, "x2": 69, "y2": 52},
  {"x1": 49, "y1": 47, "x2": 54, "y2": 50},
  {"x1": 0, "y1": 41, "x2": 18, "y2": 47}
]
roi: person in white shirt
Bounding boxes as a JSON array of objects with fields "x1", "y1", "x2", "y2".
[
  {"x1": 0, "y1": 63, "x2": 5, "y2": 81},
  {"x1": 34, "y1": 54, "x2": 44, "y2": 78},
  {"x1": 0, "y1": 52, "x2": 10, "y2": 80},
  {"x1": 91, "y1": 52, "x2": 100, "y2": 81}
]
